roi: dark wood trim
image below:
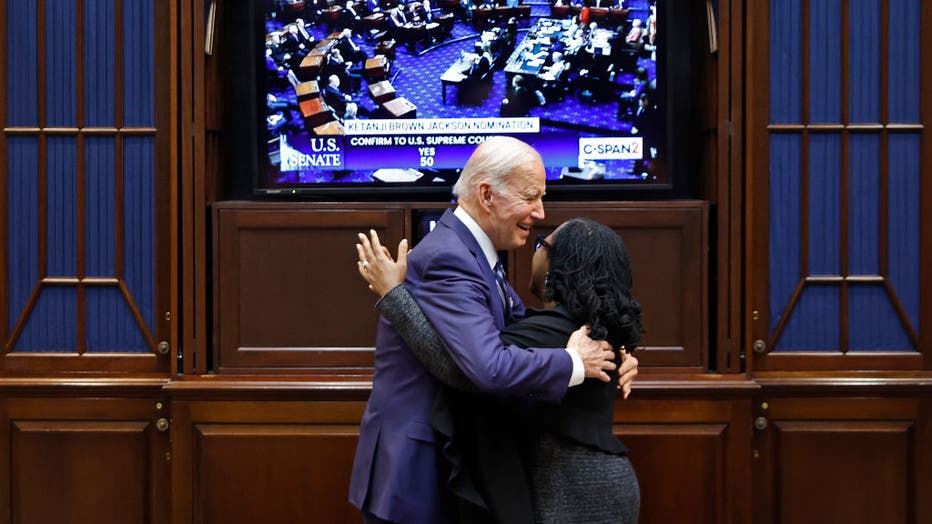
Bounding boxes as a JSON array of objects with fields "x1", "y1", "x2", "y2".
[
  {"x1": 745, "y1": 0, "x2": 770, "y2": 373},
  {"x1": 168, "y1": 0, "x2": 180, "y2": 376},
  {"x1": 881, "y1": 279, "x2": 921, "y2": 349},
  {"x1": 879, "y1": 0, "x2": 889, "y2": 282},
  {"x1": 727, "y1": 0, "x2": 745, "y2": 375},
  {"x1": 840, "y1": 0, "x2": 850, "y2": 354},
  {"x1": 114, "y1": 0, "x2": 124, "y2": 284},
  {"x1": 76, "y1": 150, "x2": 86, "y2": 354},
  {"x1": 117, "y1": 280, "x2": 157, "y2": 353},
  {"x1": 921, "y1": 0, "x2": 932, "y2": 370},
  {"x1": 0, "y1": 353, "x2": 163, "y2": 374},
  {"x1": 193, "y1": 0, "x2": 208, "y2": 375},
  {"x1": 0, "y1": 0, "x2": 8, "y2": 346},
  {"x1": 41, "y1": 277, "x2": 120, "y2": 286},
  {"x1": 153, "y1": 0, "x2": 173, "y2": 369},
  {"x1": 180, "y1": 0, "x2": 196, "y2": 375},
  {"x1": 753, "y1": 373, "x2": 932, "y2": 394},
  {"x1": 76, "y1": 0, "x2": 86, "y2": 355},
  {"x1": 37, "y1": 0, "x2": 47, "y2": 282},
  {"x1": 766, "y1": 278, "x2": 805, "y2": 351},
  {"x1": 4, "y1": 283, "x2": 41, "y2": 354},
  {"x1": 715, "y1": 0, "x2": 745, "y2": 373},
  {"x1": 754, "y1": 352, "x2": 922, "y2": 372},
  {"x1": 767, "y1": 123, "x2": 923, "y2": 132},
  {"x1": 2, "y1": 127, "x2": 158, "y2": 135}
]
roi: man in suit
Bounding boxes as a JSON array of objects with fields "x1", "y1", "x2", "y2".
[{"x1": 349, "y1": 137, "x2": 639, "y2": 523}]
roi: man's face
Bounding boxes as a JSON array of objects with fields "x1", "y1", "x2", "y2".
[{"x1": 484, "y1": 160, "x2": 546, "y2": 250}]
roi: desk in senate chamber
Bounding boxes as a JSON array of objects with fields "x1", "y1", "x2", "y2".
[{"x1": 502, "y1": 18, "x2": 618, "y2": 88}]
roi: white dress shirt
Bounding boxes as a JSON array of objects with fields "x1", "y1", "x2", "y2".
[{"x1": 453, "y1": 206, "x2": 585, "y2": 387}]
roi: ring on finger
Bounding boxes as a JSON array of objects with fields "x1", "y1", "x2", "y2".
[{"x1": 361, "y1": 260, "x2": 370, "y2": 271}]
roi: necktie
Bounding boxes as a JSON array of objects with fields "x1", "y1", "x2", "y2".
[{"x1": 493, "y1": 261, "x2": 511, "y2": 320}]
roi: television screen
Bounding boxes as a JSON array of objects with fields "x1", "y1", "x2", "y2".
[{"x1": 236, "y1": 0, "x2": 695, "y2": 197}]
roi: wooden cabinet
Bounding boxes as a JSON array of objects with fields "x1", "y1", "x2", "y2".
[
  {"x1": 0, "y1": 389, "x2": 170, "y2": 524},
  {"x1": 212, "y1": 201, "x2": 709, "y2": 373},
  {"x1": 752, "y1": 392, "x2": 932, "y2": 524}
]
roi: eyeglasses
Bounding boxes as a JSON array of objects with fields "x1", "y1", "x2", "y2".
[{"x1": 535, "y1": 234, "x2": 551, "y2": 251}]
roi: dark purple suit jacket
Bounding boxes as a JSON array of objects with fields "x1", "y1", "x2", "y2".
[{"x1": 349, "y1": 209, "x2": 573, "y2": 523}]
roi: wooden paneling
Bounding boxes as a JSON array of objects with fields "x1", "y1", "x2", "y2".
[
  {"x1": 167, "y1": 392, "x2": 752, "y2": 524},
  {"x1": 213, "y1": 204, "x2": 407, "y2": 373},
  {"x1": 774, "y1": 421, "x2": 909, "y2": 523},
  {"x1": 617, "y1": 397, "x2": 752, "y2": 524},
  {"x1": 754, "y1": 397, "x2": 926, "y2": 524},
  {"x1": 513, "y1": 202, "x2": 709, "y2": 369},
  {"x1": 171, "y1": 400, "x2": 367, "y2": 524},
  {"x1": 193, "y1": 425, "x2": 359, "y2": 524},
  {"x1": 213, "y1": 201, "x2": 709, "y2": 373},
  {"x1": 0, "y1": 396, "x2": 169, "y2": 524},
  {"x1": 623, "y1": 424, "x2": 727, "y2": 524}
]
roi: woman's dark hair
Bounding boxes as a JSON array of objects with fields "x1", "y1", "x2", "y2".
[{"x1": 543, "y1": 218, "x2": 642, "y2": 350}]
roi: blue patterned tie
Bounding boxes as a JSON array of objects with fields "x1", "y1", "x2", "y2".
[{"x1": 493, "y1": 260, "x2": 511, "y2": 320}]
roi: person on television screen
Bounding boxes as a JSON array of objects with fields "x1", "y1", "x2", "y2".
[
  {"x1": 631, "y1": 92, "x2": 660, "y2": 162},
  {"x1": 625, "y1": 18, "x2": 644, "y2": 47},
  {"x1": 336, "y1": 28, "x2": 369, "y2": 66},
  {"x1": 500, "y1": 74, "x2": 544, "y2": 116},
  {"x1": 349, "y1": 137, "x2": 640, "y2": 524},
  {"x1": 322, "y1": 47, "x2": 363, "y2": 93},
  {"x1": 355, "y1": 217, "x2": 642, "y2": 524},
  {"x1": 323, "y1": 74, "x2": 371, "y2": 119}
]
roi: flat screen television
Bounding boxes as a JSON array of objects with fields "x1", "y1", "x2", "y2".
[{"x1": 224, "y1": 0, "x2": 701, "y2": 199}]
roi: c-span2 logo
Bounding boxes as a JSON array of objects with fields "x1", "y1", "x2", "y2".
[{"x1": 578, "y1": 137, "x2": 643, "y2": 161}]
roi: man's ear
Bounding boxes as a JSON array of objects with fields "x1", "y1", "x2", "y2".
[{"x1": 477, "y1": 181, "x2": 494, "y2": 208}]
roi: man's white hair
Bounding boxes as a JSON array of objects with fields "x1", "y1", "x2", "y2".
[{"x1": 452, "y1": 136, "x2": 542, "y2": 201}]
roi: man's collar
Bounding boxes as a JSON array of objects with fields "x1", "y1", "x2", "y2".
[{"x1": 453, "y1": 206, "x2": 498, "y2": 269}]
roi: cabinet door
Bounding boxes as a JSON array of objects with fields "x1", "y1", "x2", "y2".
[
  {"x1": 746, "y1": 0, "x2": 931, "y2": 370},
  {"x1": 752, "y1": 396, "x2": 931, "y2": 524},
  {"x1": 0, "y1": 395, "x2": 170, "y2": 524},
  {"x1": 213, "y1": 204, "x2": 407, "y2": 373},
  {"x1": 170, "y1": 399, "x2": 366, "y2": 524},
  {"x1": 1, "y1": 1, "x2": 173, "y2": 373}
]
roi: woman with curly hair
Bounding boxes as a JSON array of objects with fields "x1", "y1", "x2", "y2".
[{"x1": 356, "y1": 218, "x2": 642, "y2": 524}]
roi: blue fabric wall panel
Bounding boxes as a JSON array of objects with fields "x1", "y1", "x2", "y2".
[
  {"x1": 809, "y1": 0, "x2": 841, "y2": 123},
  {"x1": 849, "y1": 285, "x2": 914, "y2": 351},
  {"x1": 769, "y1": 134, "x2": 801, "y2": 331},
  {"x1": 46, "y1": 137, "x2": 77, "y2": 277},
  {"x1": 770, "y1": 0, "x2": 802, "y2": 123},
  {"x1": 12, "y1": 287, "x2": 76, "y2": 352},
  {"x1": 775, "y1": 285, "x2": 840, "y2": 351},
  {"x1": 85, "y1": 0, "x2": 116, "y2": 127},
  {"x1": 888, "y1": 0, "x2": 919, "y2": 123},
  {"x1": 85, "y1": 286, "x2": 148, "y2": 352},
  {"x1": 6, "y1": 0, "x2": 39, "y2": 126},
  {"x1": 6, "y1": 138, "x2": 40, "y2": 333},
  {"x1": 887, "y1": 134, "x2": 919, "y2": 331},
  {"x1": 123, "y1": 137, "x2": 154, "y2": 335},
  {"x1": 85, "y1": 137, "x2": 116, "y2": 277},
  {"x1": 848, "y1": 134, "x2": 879, "y2": 275},
  {"x1": 848, "y1": 0, "x2": 880, "y2": 123},
  {"x1": 808, "y1": 134, "x2": 840, "y2": 275},
  {"x1": 45, "y1": 0, "x2": 77, "y2": 127},
  {"x1": 123, "y1": 0, "x2": 154, "y2": 127}
]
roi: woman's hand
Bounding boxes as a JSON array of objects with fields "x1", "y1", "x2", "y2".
[{"x1": 356, "y1": 229, "x2": 409, "y2": 297}]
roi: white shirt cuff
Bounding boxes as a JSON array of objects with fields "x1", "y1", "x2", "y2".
[{"x1": 564, "y1": 347, "x2": 585, "y2": 387}]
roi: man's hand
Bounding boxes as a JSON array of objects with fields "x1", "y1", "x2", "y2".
[
  {"x1": 567, "y1": 326, "x2": 616, "y2": 383},
  {"x1": 617, "y1": 349, "x2": 638, "y2": 399}
]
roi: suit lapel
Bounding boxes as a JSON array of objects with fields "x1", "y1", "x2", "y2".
[{"x1": 438, "y1": 209, "x2": 508, "y2": 328}]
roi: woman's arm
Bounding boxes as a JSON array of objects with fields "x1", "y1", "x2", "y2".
[
  {"x1": 376, "y1": 284, "x2": 478, "y2": 392},
  {"x1": 357, "y1": 230, "x2": 477, "y2": 392}
]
